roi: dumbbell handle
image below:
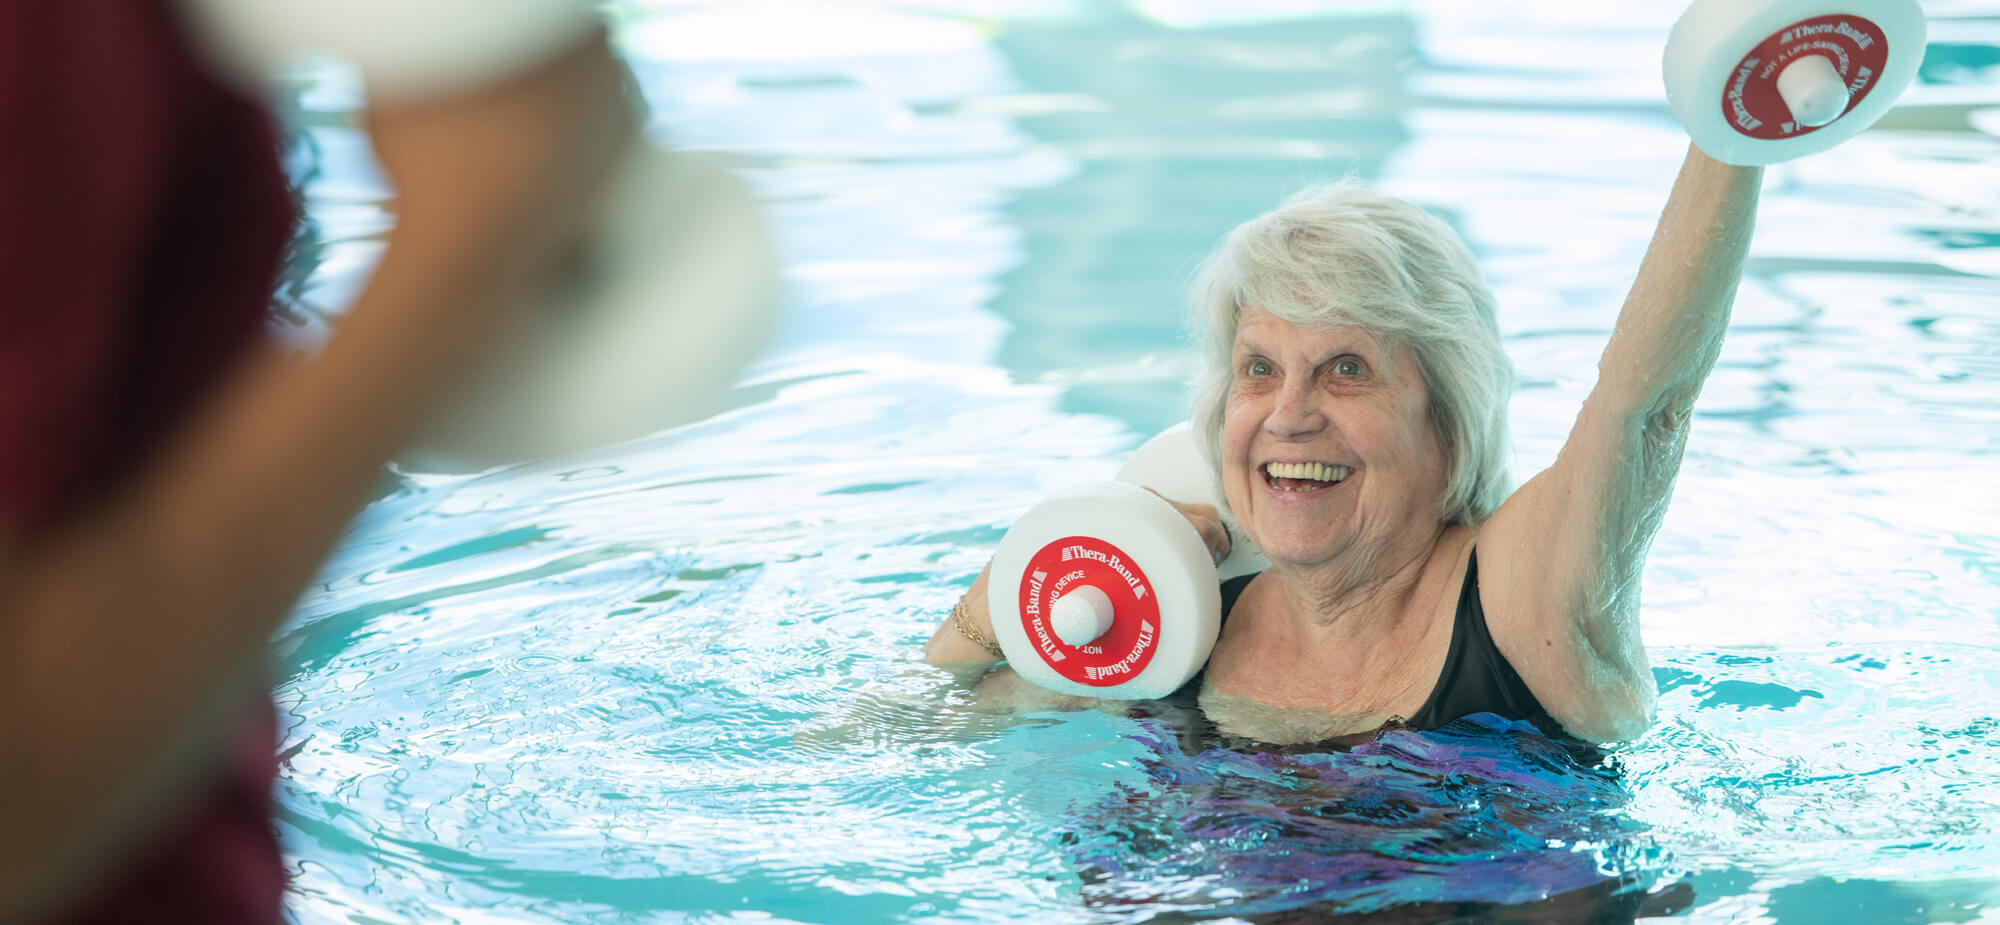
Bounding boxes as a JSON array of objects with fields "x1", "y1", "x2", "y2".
[
  {"x1": 1050, "y1": 586, "x2": 1116, "y2": 646},
  {"x1": 1777, "y1": 53, "x2": 1849, "y2": 127}
]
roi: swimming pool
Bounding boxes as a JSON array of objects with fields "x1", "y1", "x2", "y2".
[{"x1": 271, "y1": 1, "x2": 2000, "y2": 920}]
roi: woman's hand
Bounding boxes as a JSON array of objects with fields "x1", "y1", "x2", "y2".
[{"x1": 1145, "y1": 489, "x2": 1230, "y2": 565}]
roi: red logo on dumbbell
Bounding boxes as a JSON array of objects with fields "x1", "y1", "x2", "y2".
[
  {"x1": 1016, "y1": 536, "x2": 1162, "y2": 687},
  {"x1": 1722, "y1": 14, "x2": 1891, "y2": 139}
]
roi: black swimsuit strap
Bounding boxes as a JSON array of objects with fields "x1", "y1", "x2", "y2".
[
  {"x1": 1209, "y1": 548, "x2": 1558, "y2": 734},
  {"x1": 1404, "y1": 547, "x2": 1555, "y2": 731}
]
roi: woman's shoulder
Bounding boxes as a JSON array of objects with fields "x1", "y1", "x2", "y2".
[{"x1": 1454, "y1": 524, "x2": 1655, "y2": 744}]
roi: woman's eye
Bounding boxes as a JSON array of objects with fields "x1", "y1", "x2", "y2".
[
  {"x1": 1246, "y1": 359, "x2": 1273, "y2": 376},
  {"x1": 1335, "y1": 358, "x2": 1363, "y2": 376}
]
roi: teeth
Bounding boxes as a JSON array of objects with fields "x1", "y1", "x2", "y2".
[{"x1": 1266, "y1": 462, "x2": 1351, "y2": 483}]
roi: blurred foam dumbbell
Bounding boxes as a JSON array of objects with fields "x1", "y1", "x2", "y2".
[
  {"x1": 1664, "y1": 0, "x2": 1926, "y2": 165},
  {"x1": 402, "y1": 146, "x2": 777, "y2": 471},
  {"x1": 986, "y1": 424, "x2": 1270, "y2": 700},
  {"x1": 184, "y1": 0, "x2": 782, "y2": 471}
]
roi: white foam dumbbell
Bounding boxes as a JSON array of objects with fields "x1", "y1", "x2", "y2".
[
  {"x1": 402, "y1": 146, "x2": 778, "y2": 471},
  {"x1": 1664, "y1": 0, "x2": 1926, "y2": 166},
  {"x1": 183, "y1": 0, "x2": 782, "y2": 471},
  {"x1": 1115, "y1": 423, "x2": 1270, "y2": 582},
  {"x1": 986, "y1": 424, "x2": 1270, "y2": 700}
]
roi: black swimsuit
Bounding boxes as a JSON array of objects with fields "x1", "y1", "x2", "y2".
[{"x1": 1205, "y1": 547, "x2": 1561, "y2": 735}]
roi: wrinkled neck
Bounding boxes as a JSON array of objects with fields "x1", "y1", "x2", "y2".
[{"x1": 1263, "y1": 522, "x2": 1450, "y2": 646}]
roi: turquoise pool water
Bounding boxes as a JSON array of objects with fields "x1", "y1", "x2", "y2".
[{"x1": 273, "y1": 1, "x2": 2000, "y2": 921}]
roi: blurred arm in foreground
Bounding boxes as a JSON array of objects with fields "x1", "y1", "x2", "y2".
[{"x1": 0, "y1": 7, "x2": 632, "y2": 920}]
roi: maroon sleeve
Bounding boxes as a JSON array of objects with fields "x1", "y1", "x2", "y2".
[
  {"x1": 1, "y1": 1, "x2": 297, "y2": 921},
  {"x1": 0, "y1": 0, "x2": 293, "y2": 532}
]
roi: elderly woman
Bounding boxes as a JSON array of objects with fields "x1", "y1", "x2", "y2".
[{"x1": 925, "y1": 145, "x2": 1759, "y2": 745}]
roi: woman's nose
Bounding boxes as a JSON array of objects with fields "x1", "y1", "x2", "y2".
[{"x1": 1263, "y1": 380, "x2": 1325, "y2": 440}]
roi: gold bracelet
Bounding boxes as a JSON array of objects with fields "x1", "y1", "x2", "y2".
[{"x1": 951, "y1": 598, "x2": 1004, "y2": 659}]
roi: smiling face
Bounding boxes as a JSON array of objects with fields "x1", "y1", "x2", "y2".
[{"x1": 1220, "y1": 310, "x2": 1448, "y2": 569}]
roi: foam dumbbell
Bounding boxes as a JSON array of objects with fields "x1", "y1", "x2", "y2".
[
  {"x1": 402, "y1": 147, "x2": 778, "y2": 471},
  {"x1": 1664, "y1": 0, "x2": 1927, "y2": 166},
  {"x1": 1115, "y1": 422, "x2": 1270, "y2": 582},
  {"x1": 183, "y1": 0, "x2": 782, "y2": 471},
  {"x1": 985, "y1": 424, "x2": 1270, "y2": 700}
]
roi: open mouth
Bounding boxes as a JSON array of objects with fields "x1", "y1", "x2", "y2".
[{"x1": 1261, "y1": 461, "x2": 1353, "y2": 493}]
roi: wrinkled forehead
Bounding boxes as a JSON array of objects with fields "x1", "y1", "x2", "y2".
[{"x1": 1232, "y1": 308, "x2": 1399, "y2": 360}]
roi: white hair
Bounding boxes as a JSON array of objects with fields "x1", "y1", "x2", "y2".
[{"x1": 1189, "y1": 181, "x2": 1513, "y2": 526}]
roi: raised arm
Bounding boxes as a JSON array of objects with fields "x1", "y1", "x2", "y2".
[
  {"x1": 0, "y1": 34, "x2": 632, "y2": 919},
  {"x1": 1479, "y1": 143, "x2": 1763, "y2": 742},
  {"x1": 1581, "y1": 146, "x2": 1764, "y2": 434}
]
